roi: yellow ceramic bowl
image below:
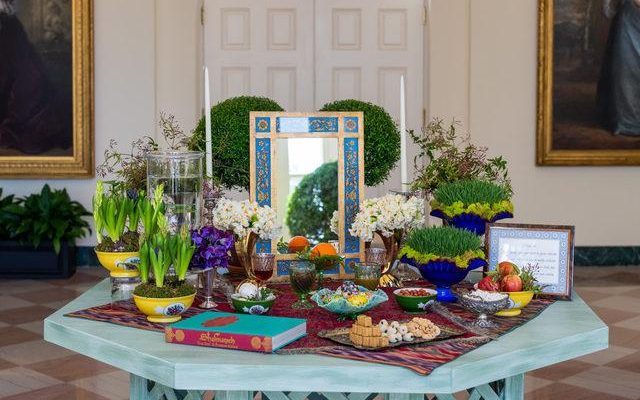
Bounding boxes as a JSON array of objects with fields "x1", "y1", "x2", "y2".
[
  {"x1": 495, "y1": 291, "x2": 534, "y2": 317},
  {"x1": 133, "y1": 293, "x2": 196, "y2": 323},
  {"x1": 95, "y1": 250, "x2": 140, "y2": 278}
]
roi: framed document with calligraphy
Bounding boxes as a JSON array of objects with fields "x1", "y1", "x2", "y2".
[{"x1": 485, "y1": 223, "x2": 575, "y2": 300}]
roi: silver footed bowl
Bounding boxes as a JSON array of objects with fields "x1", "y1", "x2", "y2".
[{"x1": 458, "y1": 292, "x2": 510, "y2": 329}]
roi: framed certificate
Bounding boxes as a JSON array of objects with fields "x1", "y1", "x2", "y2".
[{"x1": 485, "y1": 223, "x2": 575, "y2": 300}]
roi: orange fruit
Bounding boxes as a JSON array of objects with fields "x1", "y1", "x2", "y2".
[
  {"x1": 310, "y1": 243, "x2": 337, "y2": 259},
  {"x1": 288, "y1": 236, "x2": 310, "y2": 253}
]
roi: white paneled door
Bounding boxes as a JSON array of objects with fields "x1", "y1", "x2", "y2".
[
  {"x1": 204, "y1": 0, "x2": 315, "y2": 110},
  {"x1": 204, "y1": 0, "x2": 425, "y2": 192}
]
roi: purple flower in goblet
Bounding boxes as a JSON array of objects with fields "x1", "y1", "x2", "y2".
[{"x1": 189, "y1": 226, "x2": 235, "y2": 273}]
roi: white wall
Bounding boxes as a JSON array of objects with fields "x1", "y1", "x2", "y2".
[
  {"x1": 0, "y1": 0, "x2": 202, "y2": 246},
  {"x1": 429, "y1": 0, "x2": 639, "y2": 246},
  {"x1": 2, "y1": 0, "x2": 636, "y2": 247}
]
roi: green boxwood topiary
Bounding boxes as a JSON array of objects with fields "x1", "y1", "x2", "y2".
[
  {"x1": 320, "y1": 99, "x2": 400, "y2": 187},
  {"x1": 189, "y1": 96, "x2": 284, "y2": 191},
  {"x1": 285, "y1": 161, "x2": 338, "y2": 244}
]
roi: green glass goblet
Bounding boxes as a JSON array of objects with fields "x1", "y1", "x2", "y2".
[{"x1": 289, "y1": 261, "x2": 316, "y2": 309}]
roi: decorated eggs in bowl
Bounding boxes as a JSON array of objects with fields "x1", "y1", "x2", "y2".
[
  {"x1": 231, "y1": 281, "x2": 276, "y2": 315},
  {"x1": 311, "y1": 281, "x2": 388, "y2": 319}
]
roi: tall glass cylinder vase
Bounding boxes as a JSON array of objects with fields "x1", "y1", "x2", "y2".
[{"x1": 147, "y1": 151, "x2": 204, "y2": 233}]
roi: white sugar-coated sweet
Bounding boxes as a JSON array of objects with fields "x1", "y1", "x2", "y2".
[
  {"x1": 398, "y1": 325, "x2": 408, "y2": 335},
  {"x1": 390, "y1": 321, "x2": 400, "y2": 328},
  {"x1": 402, "y1": 333, "x2": 414, "y2": 342},
  {"x1": 379, "y1": 319, "x2": 388, "y2": 326},
  {"x1": 388, "y1": 334, "x2": 400, "y2": 343},
  {"x1": 464, "y1": 289, "x2": 508, "y2": 302},
  {"x1": 386, "y1": 327, "x2": 397, "y2": 335}
]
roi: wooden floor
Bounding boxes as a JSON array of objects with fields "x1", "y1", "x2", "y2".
[{"x1": 0, "y1": 266, "x2": 638, "y2": 400}]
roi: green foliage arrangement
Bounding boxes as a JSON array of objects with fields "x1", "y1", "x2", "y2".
[
  {"x1": 399, "y1": 226, "x2": 485, "y2": 268},
  {"x1": 410, "y1": 118, "x2": 511, "y2": 197},
  {"x1": 285, "y1": 161, "x2": 338, "y2": 243},
  {"x1": 189, "y1": 96, "x2": 284, "y2": 190},
  {"x1": 97, "y1": 113, "x2": 190, "y2": 193},
  {"x1": 430, "y1": 179, "x2": 513, "y2": 220},
  {"x1": 134, "y1": 229, "x2": 196, "y2": 298},
  {"x1": 320, "y1": 99, "x2": 400, "y2": 187},
  {"x1": 93, "y1": 182, "x2": 139, "y2": 252},
  {"x1": 1, "y1": 185, "x2": 91, "y2": 253},
  {"x1": 0, "y1": 189, "x2": 17, "y2": 240}
]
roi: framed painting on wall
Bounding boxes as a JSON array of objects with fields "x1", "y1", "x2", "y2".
[
  {"x1": 0, "y1": 0, "x2": 93, "y2": 177},
  {"x1": 537, "y1": 0, "x2": 640, "y2": 165}
]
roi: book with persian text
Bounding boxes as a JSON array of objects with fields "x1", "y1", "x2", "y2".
[{"x1": 165, "y1": 311, "x2": 307, "y2": 353}]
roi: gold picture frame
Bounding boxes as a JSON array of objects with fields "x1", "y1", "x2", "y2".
[
  {"x1": 249, "y1": 112, "x2": 366, "y2": 280},
  {"x1": 537, "y1": 0, "x2": 640, "y2": 165},
  {"x1": 0, "y1": 0, "x2": 94, "y2": 177}
]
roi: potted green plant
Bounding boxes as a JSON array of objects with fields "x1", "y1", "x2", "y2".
[
  {"x1": 399, "y1": 226, "x2": 486, "y2": 302},
  {"x1": 133, "y1": 228, "x2": 197, "y2": 323},
  {"x1": 410, "y1": 118, "x2": 511, "y2": 198},
  {"x1": 429, "y1": 179, "x2": 514, "y2": 235},
  {"x1": 0, "y1": 185, "x2": 91, "y2": 278},
  {"x1": 93, "y1": 181, "x2": 145, "y2": 278}
]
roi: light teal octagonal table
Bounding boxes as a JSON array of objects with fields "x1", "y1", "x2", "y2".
[{"x1": 44, "y1": 280, "x2": 607, "y2": 400}]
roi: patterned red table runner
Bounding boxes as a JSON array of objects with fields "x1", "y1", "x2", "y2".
[{"x1": 65, "y1": 281, "x2": 554, "y2": 375}]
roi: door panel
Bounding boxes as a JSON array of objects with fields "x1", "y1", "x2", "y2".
[
  {"x1": 315, "y1": 0, "x2": 424, "y2": 195},
  {"x1": 204, "y1": 0, "x2": 315, "y2": 110}
]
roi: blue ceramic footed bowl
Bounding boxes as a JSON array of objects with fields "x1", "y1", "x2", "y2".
[
  {"x1": 401, "y1": 256, "x2": 487, "y2": 302},
  {"x1": 430, "y1": 210, "x2": 514, "y2": 235}
]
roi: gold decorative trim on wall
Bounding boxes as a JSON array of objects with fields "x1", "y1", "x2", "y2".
[{"x1": 0, "y1": 0, "x2": 94, "y2": 178}]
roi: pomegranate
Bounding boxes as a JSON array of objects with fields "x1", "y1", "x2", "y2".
[
  {"x1": 498, "y1": 261, "x2": 518, "y2": 277},
  {"x1": 500, "y1": 274, "x2": 523, "y2": 292},
  {"x1": 478, "y1": 276, "x2": 500, "y2": 292}
]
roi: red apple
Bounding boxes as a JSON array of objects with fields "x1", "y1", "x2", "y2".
[
  {"x1": 498, "y1": 261, "x2": 518, "y2": 277},
  {"x1": 478, "y1": 276, "x2": 500, "y2": 292},
  {"x1": 500, "y1": 274, "x2": 523, "y2": 292}
]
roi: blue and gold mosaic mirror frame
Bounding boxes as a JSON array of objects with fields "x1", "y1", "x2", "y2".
[{"x1": 250, "y1": 112, "x2": 365, "y2": 279}]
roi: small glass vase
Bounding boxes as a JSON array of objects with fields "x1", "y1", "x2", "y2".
[
  {"x1": 146, "y1": 151, "x2": 204, "y2": 233},
  {"x1": 111, "y1": 276, "x2": 141, "y2": 305}
]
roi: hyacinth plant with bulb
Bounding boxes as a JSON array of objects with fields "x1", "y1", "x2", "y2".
[{"x1": 210, "y1": 199, "x2": 280, "y2": 277}]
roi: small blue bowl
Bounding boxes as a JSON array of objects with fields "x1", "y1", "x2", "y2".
[{"x1": 401, "y1": 256, "x2": 487, "y2": 302}]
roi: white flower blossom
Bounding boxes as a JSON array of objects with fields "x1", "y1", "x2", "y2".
[
  {"x1": 348, "y1": 194, "x2": 425, "y2": 241},
  {"x1": 211, "y1": 199, "x2": 281, "y2": 240}
]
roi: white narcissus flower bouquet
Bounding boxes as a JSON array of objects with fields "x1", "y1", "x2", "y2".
[
  {"x1": 211, "y1": 198, "x2": 280, "y2": 278},
  {"x1": 347, "y1": 194, "x2": 425, "y2": 283},
  {"x1": 211, "y1": 198, "x2": 280, "y2": 240},
  {"x1": 349, "y1": 194, "x2": 425, "y2": 241}
]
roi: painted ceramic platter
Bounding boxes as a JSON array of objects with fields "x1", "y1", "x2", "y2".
[{"x1": 318, "y1": 322, "x2": 464, "y2": 351}]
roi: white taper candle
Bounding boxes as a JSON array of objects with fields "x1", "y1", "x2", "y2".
[
  {"x1": 400, "y1": 75, "x2": 408, "y2": 193},
  {"x1": 204, "y1": 67, "x2": 213, "y2": 179}
]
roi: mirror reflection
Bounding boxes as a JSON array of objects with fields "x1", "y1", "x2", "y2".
[{"x1": 276, "y1": 138, "x2": 339, "y2": 245}]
